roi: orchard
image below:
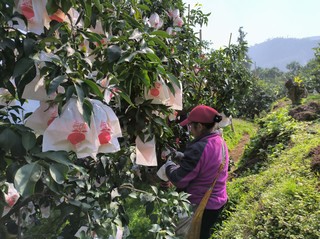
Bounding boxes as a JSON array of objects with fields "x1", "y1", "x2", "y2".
[{"x1": 0, "y1": 0, "x2": 252, "y2": 238}]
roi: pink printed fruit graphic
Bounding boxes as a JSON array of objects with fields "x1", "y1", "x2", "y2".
[
  {"x1": 47, "y1": 112, "x2": 58, "y2": 126},
  {"x1": 150, "y1": 82, "x2": 162, "y2": 97},
  {"x1": 6, "y1": 194, "x2": 19, "y2": 207},
  {"x1": 67, "y1": 122, "x2": 87, "y2": 145},
  {"x1": 49, "y1": 9, "x2": 65, "y2": 22},
  {"x1": 47, "y1": 117, "x2": 54, "y2": 126},
  {"x1": 99, "y1": 122, "x2": 112, "y2": 144},
  {"x1": 68, "y1": 132, "x2": 85, "y2": 145},
  {"x1": 21, "y1": 0, "x2": 34, "y2": 19},
  {"x1": 150, "y1": 88, "x2": 160, "y2": 96},
  {"x1": 99, "y1": 131, "x2": 111, "y2": 144}
]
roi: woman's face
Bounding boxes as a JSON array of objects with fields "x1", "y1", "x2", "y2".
[{"x1": 189, "y1": 122, "x2": 203, "y2": 138}]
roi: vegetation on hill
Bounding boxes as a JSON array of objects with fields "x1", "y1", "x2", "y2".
[{"x1": 211, "y1": 95, "x2": 320, "y2": 239}]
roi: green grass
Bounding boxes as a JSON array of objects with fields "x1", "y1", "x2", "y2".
[{"x1": 302, "y1": 93, "x2": 320, "y2": 104}]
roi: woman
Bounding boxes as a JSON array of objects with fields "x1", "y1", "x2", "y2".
[{"x1": 165, "y1": 105, "x2": 229, "y2": 239}]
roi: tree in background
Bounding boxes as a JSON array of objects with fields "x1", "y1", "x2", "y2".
[{"x1": 299, "y1": 45, "x2": 320, "y2": 93}]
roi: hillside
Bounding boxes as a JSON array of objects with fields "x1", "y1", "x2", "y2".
[
  {"x1": 248, "y1": 36, "x2": 320, "y2": 71},
  {"x1": 211, "y1": 95, "x2": 320, "y2": 238}
]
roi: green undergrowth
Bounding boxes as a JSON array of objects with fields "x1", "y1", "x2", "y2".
[{"x1": 211, "y1": 97, "x2": 320, "y2": 239}]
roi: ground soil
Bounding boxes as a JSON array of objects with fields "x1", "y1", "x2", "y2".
[
  {"x1": 289, "y1": 101, "x2": 320, "y2": 121},
  {"x1": 229, "y1": 133, "x2": 251, "y2": 165},
  {"x1": 309, "y1": 145, "x2": 320, "y2": 173},
  {"x1": 228, "y1": 133, "x2": 251, "y2": 179}
]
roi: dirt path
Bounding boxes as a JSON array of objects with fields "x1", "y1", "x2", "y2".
[{"x1": 229, "y1": 133, "x2": 251, "y2": 170}]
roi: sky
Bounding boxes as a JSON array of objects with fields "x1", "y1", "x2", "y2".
[{"x1": 183, "y1": 0, "x2": 320, "y2": 49}]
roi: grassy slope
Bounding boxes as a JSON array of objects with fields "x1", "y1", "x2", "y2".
[{"x1": 211, "y1": 96, "x2": 320, "y2": 239}]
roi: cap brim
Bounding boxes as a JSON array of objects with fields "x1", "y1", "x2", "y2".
[{"x1": 180, "y1": 118, "x2": 190, "y2": 126}]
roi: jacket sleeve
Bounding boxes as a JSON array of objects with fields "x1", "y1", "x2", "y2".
[{"x1": 165, "y1": 141, "x2": 205, "y2": 189}]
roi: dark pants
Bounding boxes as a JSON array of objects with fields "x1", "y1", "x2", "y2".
[{"x1": 200, "y1": 206, "x2": 224, "y2": 239}]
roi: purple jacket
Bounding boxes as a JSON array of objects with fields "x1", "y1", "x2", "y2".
[{"x1": 165, "y1": 132, "x2": 229, "y2": 210}]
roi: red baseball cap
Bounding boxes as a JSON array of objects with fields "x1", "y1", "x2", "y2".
[{"x1": 180, "y1": 105, "x2": 220, "y2": 126}]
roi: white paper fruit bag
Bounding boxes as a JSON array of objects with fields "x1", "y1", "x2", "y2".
[
  {"x1": 2, "y1": 183, "x2": 20, "y2": 217},
  {"x1": 145, "y1": 77, "x2": 170, "y2": 105},
  {"x1": 42, "y1": 99, "x2": 98, "y2": 159},
  {"x1": 25, "y1": 102, "x2": 58, "y2": 134},
  {"x1": 91, "y1": 99, "x2": 122, "y2": 154},
  {"x1": 22, "y1": 68, "x2": 54, "y2": 101},
  {"x1": 18, "y1": 0, "x2": 50, "y2": 34},
  {"x1": 42, "y1": 99, "x2": 122, "y2": 158},
  {"x1": 168, "y1": 81, "x2": 183, "y2": 110},
  {"x1": 135, "y1": 136, "x2": 157, "y2": 166}
]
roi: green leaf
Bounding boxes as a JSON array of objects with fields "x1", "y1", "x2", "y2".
[
  {"x1": 117, "y1": 51, "x2": 138, "y2": 63},
  {"x1": 65, "y1": 85, "x2": 75, "y2": 101},
  {"x1": 145, "y1": 52, "x2": 161, "y2": 63},
  {"x1": 156, "y1": 65, "x2": 166, "y2": 75},
  {"x1": 44, "y1": 176, "x2": 61, "y2": 194},
  {"x1": 48, "y1": 75, "x2": 66, "y2": 95},
  {"x1": 22, "y1": 131, "x2": 36, "y2": 151},
  {"x1": 61, "y1": 1, "x2": 72, "y2": 13},
  {"x1": 84, "y1": 1, "x2": 92, "y2": 28},
  {"x1": 150, "y1": 30, "x2": 171, "y2": 38},
  {"x1": 107, "y1": 45, "x2": 121, "y2": 63},
  {"x1": 149, "y1": 36, "x2": 169, "y2": 54},
  {"x1": 137, "y1": 70, "x2": 151, "y2": 87},
  {"x1": 82, "y1": 31, "x2": 103, "y2": 43},
  {"x1": 118, "y1": 91, "x2": 135, "y2": 107},
  {"x1": 93, "y1": 0, "x2": 103, "y2": 12},
  {"x1": 146, "y1": 201, "x2": 154, "y2": 215},
  {"x1": 83, "y1": 79, "x2": 104, "y2": 98},
  {"x1": 0, "y1": 128, "x2": 19, "y2": 151},
  {"x1": 17, "y1": 64, "x2": 36, "y2": 98},
  {"x1": 23, "y1": 38, "x2": 36, "y2": 56},
  {"x1": 46, "y1": 0, "x2": 59, "y2": 15},
  {"x1": 14, "y1": 162, "x2": 42, "y2": 197},
  {"x1": 35, "y1": 151, "x2": 72, "y2": 166},
  {"x1": 123, "y1": 13, "x2": 143, "y2": 29},
  {"x1": 150, "y1": 185, "x2": 158, "y2": 195},
  {"x1": 75, "y1": 83, "x2": 85, "y2": 104},
  {"x1": 49, "y1": 163, "x2": 69, "y2": 184},
  {"x1": 82, "y1": 99, "x2": 93, "y2": 126},
  {"x1": 13, "y1": 58, "x2": 34, "y2": 78},
  {"x1": 167, "y1": 73, "x2": 180, "y2": 87}
]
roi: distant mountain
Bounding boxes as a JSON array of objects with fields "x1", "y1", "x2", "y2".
[{"x1": 248, "y1": 36, "x2": 320, "y2": 71}]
